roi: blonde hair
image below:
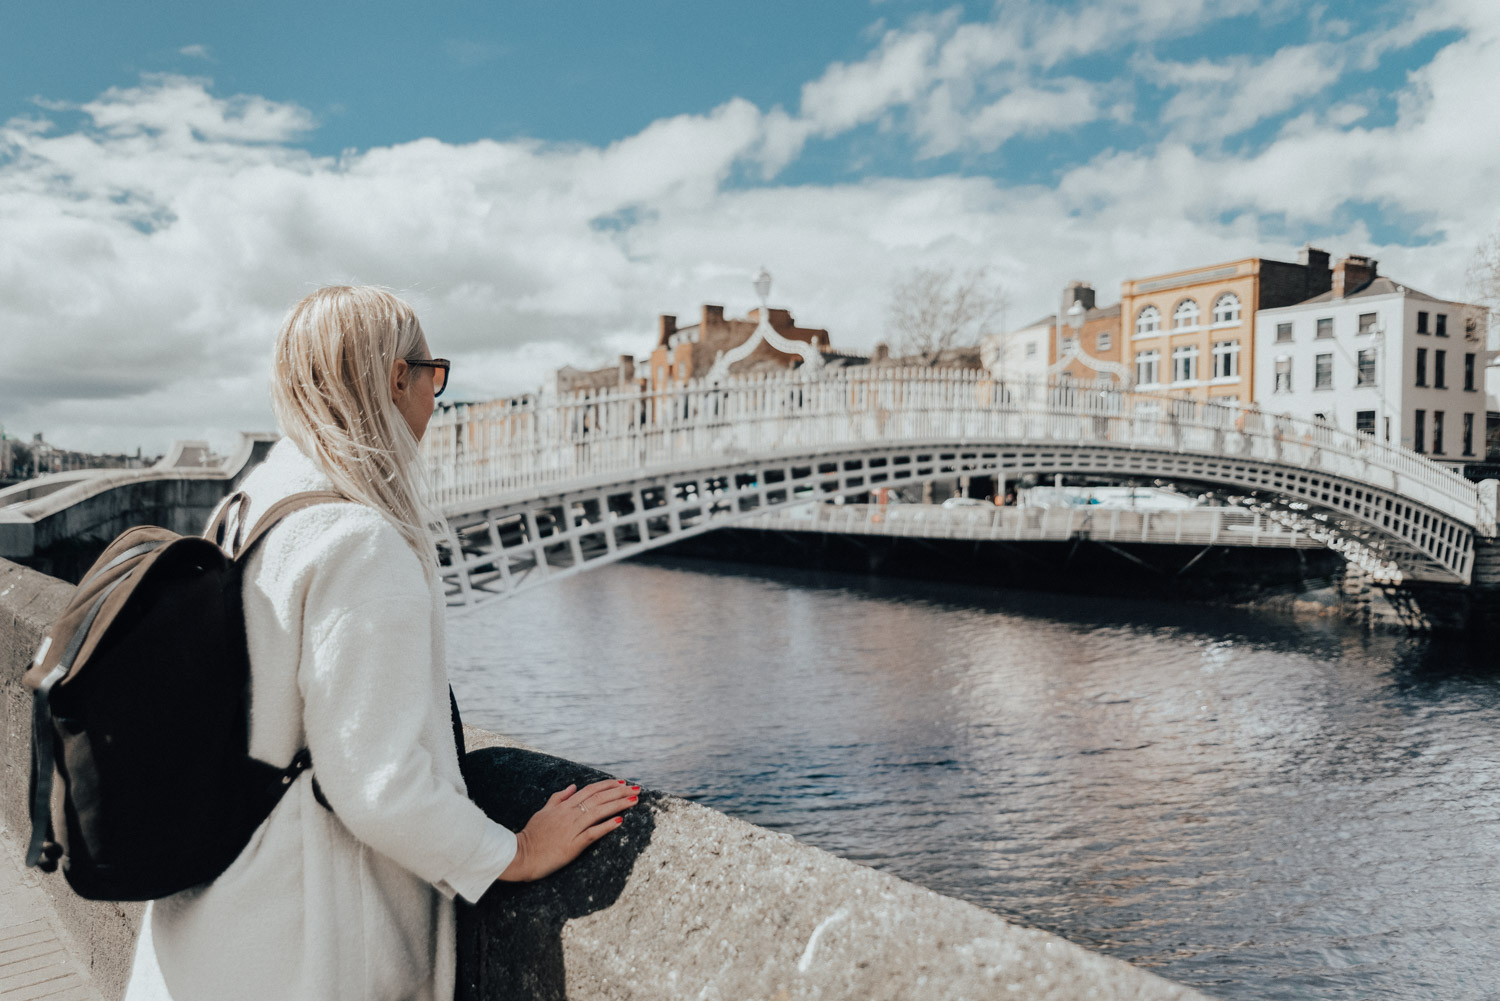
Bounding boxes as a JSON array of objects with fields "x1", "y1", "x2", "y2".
[{"x1": 270, "y1": 285, "x2": 437, "y2": 569}]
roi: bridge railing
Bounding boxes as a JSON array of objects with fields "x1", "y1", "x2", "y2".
[{"x1": 421, "y1": 370, "x2": 1478, "y2": 524}]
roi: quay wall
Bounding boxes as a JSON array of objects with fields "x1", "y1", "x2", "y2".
[{"x1": 0, "y1": 557, "x2": 1209, "y2": 1001}]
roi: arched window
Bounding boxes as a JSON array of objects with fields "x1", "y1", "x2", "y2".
[
  {"x1": 1136, "y1": 305, "x2": 1161, "y2": 336},
  {"x1": 1213, "y1": 292, "x2": 1241, "y2": 324},
  {"x1": 1172, "y1": 299, "x2": 1199, "y2": 329}
]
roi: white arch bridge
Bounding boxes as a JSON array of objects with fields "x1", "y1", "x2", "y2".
[{"x1": 421, "y1": 371, "x2": 1498, "y2": 607}]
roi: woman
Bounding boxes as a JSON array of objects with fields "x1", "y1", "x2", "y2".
[{"x1": 125, "y1": 286, "x2": 636, "y2": 1000}]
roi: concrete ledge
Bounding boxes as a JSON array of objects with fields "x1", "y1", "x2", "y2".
[{"x1": 2, "y1": 559, "x2": 1211, "y2": 1001}]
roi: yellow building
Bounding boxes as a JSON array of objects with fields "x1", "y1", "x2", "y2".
[{"x1": 1120, "y1": 247, "x2": 1333, "y2": 405}]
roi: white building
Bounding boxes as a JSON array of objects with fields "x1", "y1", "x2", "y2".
[
  {"x1": 1254, "y1": 255, "x2": 1488, "y2": 465},
  {"x1": 981, "y1": 314, "x2": 1052, "y2": 385}
]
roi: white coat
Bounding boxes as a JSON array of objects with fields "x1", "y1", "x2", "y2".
[{"x1": 124, "y1": 438, "x2": 517, "y2": 1001}]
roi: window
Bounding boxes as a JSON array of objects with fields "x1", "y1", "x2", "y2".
[
  {"x1": 1274, "y1": 356, "x2": 1292, "y2": 393},
  {"x1": 1357, "y1": 348, "x2": 1377, "y2": 386},
  {"x1": 1434, "y1": 349, "x2": 1446, "y2": 389},
  {"x1": 1417, "y1": 311, "x2": 1429, "y2": 334},
  {"x1": 1414, "y1": 410, "x2": 1426, "y2": 452},
  {"x1": 1436, "y1": 314, "x2": 1448, "y2": 337},
  {"x1": 1212, "y1": 293, "x2": 1241, "y2": 324},
  {"x1": 1276, "y1": 322, "x2": 1293, "y2": 342},
  {"x1": 1135, "y1": 350, "x2": 1160, "y2": 385},
  {"x1": 1356, "y1": 410, "x2": 1376, "y2": 436},
  {"x1": 1358, "y1": 313, "x2": 1378, "y2": 335},
  {"x1": 1172, "y1": 299, "x2": 1199, "y2": 330},
  {"x1": 1464, "y1": 412, "x2": 1476, "y2": 456},
  {"x1": 1212, "y1": 340, "x2": 1240, "y2": 379},
  {"x1": 1314, "y1": 353, "x2": 1333, "y2": 389},
  {"x1": 1466, "y1": 353, "x2": 1476, "y2": 391},
  {"x1": 1136, "y1": 306, "x2": 1161, "y2": 336},
  {"x1": 1416, "y1": 347, "x2": 1427, "y2": 386},
  {"x1": 1025, "y1": 342, "x2": 1037, "y2": 357},
  {"x1": 1060, "y1": 336, "x2": 1078, "y2": 355},
  {"x1": 1097, "y1": 330, "x2": 1112, "y2": 352},
  {"x1": 1316, "y1": 317, "x2": 1334, "y2": 339},
  {"x1": 1171, "y1": 344, "x2": 1199, "y2": 383},
  {"x1": 1433, "y1": 411, "x2": 1445, "y2": 454}
]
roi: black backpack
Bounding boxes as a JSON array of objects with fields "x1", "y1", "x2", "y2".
[{"x1": 24, "y1": 490, "x2": 346, "y2": 900}]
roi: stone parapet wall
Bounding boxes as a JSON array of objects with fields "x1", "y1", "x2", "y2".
[{"x1": 1, "y1": 558, "x2": 1210, "y2": 1001}]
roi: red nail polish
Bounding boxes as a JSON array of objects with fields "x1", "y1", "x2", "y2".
[
  {"x1": 614, "y1": 816, "x2": 623, "y2": 824},
  {"x1": 618, "y1": 779, "x2": 626, "y2": 784},
  {"x1": 628, "y1": 796, "x2": 638, "y2": 802},
  {"x1": 631, "y1": 786, "x2": 641, "y2": 792}
]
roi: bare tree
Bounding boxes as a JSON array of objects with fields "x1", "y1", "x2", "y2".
[
  {"x1": 1469, "y1": 225, "x2": 1500, "y2": 328},
  {"x1": 886, "y1": 266, "x2": 1007, "y2": 363}
]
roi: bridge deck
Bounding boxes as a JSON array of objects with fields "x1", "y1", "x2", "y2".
[{"x1": 742, "y1": 503, "x2": 1325, "y2": 549}]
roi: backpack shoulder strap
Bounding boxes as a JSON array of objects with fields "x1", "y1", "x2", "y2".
[
  {"x1": 206, "y1": 491, "x2": 252, "y2": 553},
  {"x1": 235, "y1": 490, "x2": 351, "y2": 559}
]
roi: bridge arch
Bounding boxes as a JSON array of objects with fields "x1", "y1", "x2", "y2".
[{"x1": 423, "y1": 373, "x2": 1491, "y2": 605}]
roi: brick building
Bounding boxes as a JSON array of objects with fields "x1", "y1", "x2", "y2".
[
  {"x1": 1121, "y1": 247, "x2": 1333, "y2": 404},
  {"x1": 1052, "y1": 282, "x2": 1125, "y2": 383},
  {"x1": 650, "y1": 305, "x2": 831, "y2": 390},
  {"x1": 554, "y1": 356, "x2": 642, "y2": 396}
]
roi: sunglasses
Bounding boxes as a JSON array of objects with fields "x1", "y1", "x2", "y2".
[{"x1": 407, "y1": 358, "x2": 451, "y2": 398}]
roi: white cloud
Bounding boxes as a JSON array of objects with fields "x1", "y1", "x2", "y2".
[
  {"x1": 3, "y1": 2, "x2": 1499, "y2": 457},
  {"x1": 178, "y1": 44, "x2": 212, "y2": 61},
  {"x1": 1151, "y1": 44, "x2": 1347, "y2": 142},
  {"x1": 799, "y1": 26, "x2": 941, "y2": 136}
]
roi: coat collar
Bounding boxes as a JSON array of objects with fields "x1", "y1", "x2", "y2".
[{"x1": 238, "y1": 437, "x2": 337, "y2": 528}]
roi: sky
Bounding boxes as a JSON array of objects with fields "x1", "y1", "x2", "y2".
[{"x1": 2, "y1": 0, "x2": 1498, "y2": 455}]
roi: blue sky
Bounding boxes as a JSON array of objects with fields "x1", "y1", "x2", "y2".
[{"x1": 3, "y1": 0, "x2": 1498, "y2": 452}]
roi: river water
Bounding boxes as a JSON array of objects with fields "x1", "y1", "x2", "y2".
[{"x1": 446, "y1": 556, "x2": 1500, "y2": 1000}]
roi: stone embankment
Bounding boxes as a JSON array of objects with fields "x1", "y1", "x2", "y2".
[
  {"x1": 1, "y1": 557, "x2": 1211, "y2": 1000},
  {"x1": 0, "y1": 435, "x2": 276, "y2": 582}
]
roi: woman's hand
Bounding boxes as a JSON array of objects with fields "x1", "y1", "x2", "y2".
[{"x1": 497, "y1": 778, "x2": 640, "y2": 882}]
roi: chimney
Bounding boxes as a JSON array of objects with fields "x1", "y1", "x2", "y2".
[
  {"x1": 1298, "y1": 245, "x2": 1331, "y2": 273},
  {"x1": 872, "y1": 342, "x2": 891, "y2": 363},
  {"x1": 618, "y1": 355, "x2": 635, "y2": 384},
  {"x1": 657, "y1": 314, "x2": 676, "y2": 347},
  {"x1": 1331, "y1": 255, "x2": 1378, "y2": 299},
  {"x1": 1064, "y1": 281, "x2": 1096, "y2": 312}
]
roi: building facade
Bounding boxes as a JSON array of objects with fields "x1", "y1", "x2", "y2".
[
  {"x1": 554, "y1": 356, "x2": 642, "y2": 397},
  {"x1": 651, "y1": 305, "x2": 830, "y2": 390},
  {"x1": 1254, "y1": 257, "x2": 1488, "y2": 464},
  {"x1": 1121, "y1": 247, "x2": 1333, "y2": 404},
  {"x1": 1052, "y1": 282, "x2": 1125, "y2": 383},
  {"x1": 981, "y1": 315, "x2": 1051, "y2": 384}
]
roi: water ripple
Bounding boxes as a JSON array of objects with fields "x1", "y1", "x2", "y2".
[{"x1": 449, "y1": 558, "x2": 1500, "y2": 999}]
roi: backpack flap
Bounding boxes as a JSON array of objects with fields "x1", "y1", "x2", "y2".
[{"x1": 22, "y1": 525, "x2": 180, "y2": 692}]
